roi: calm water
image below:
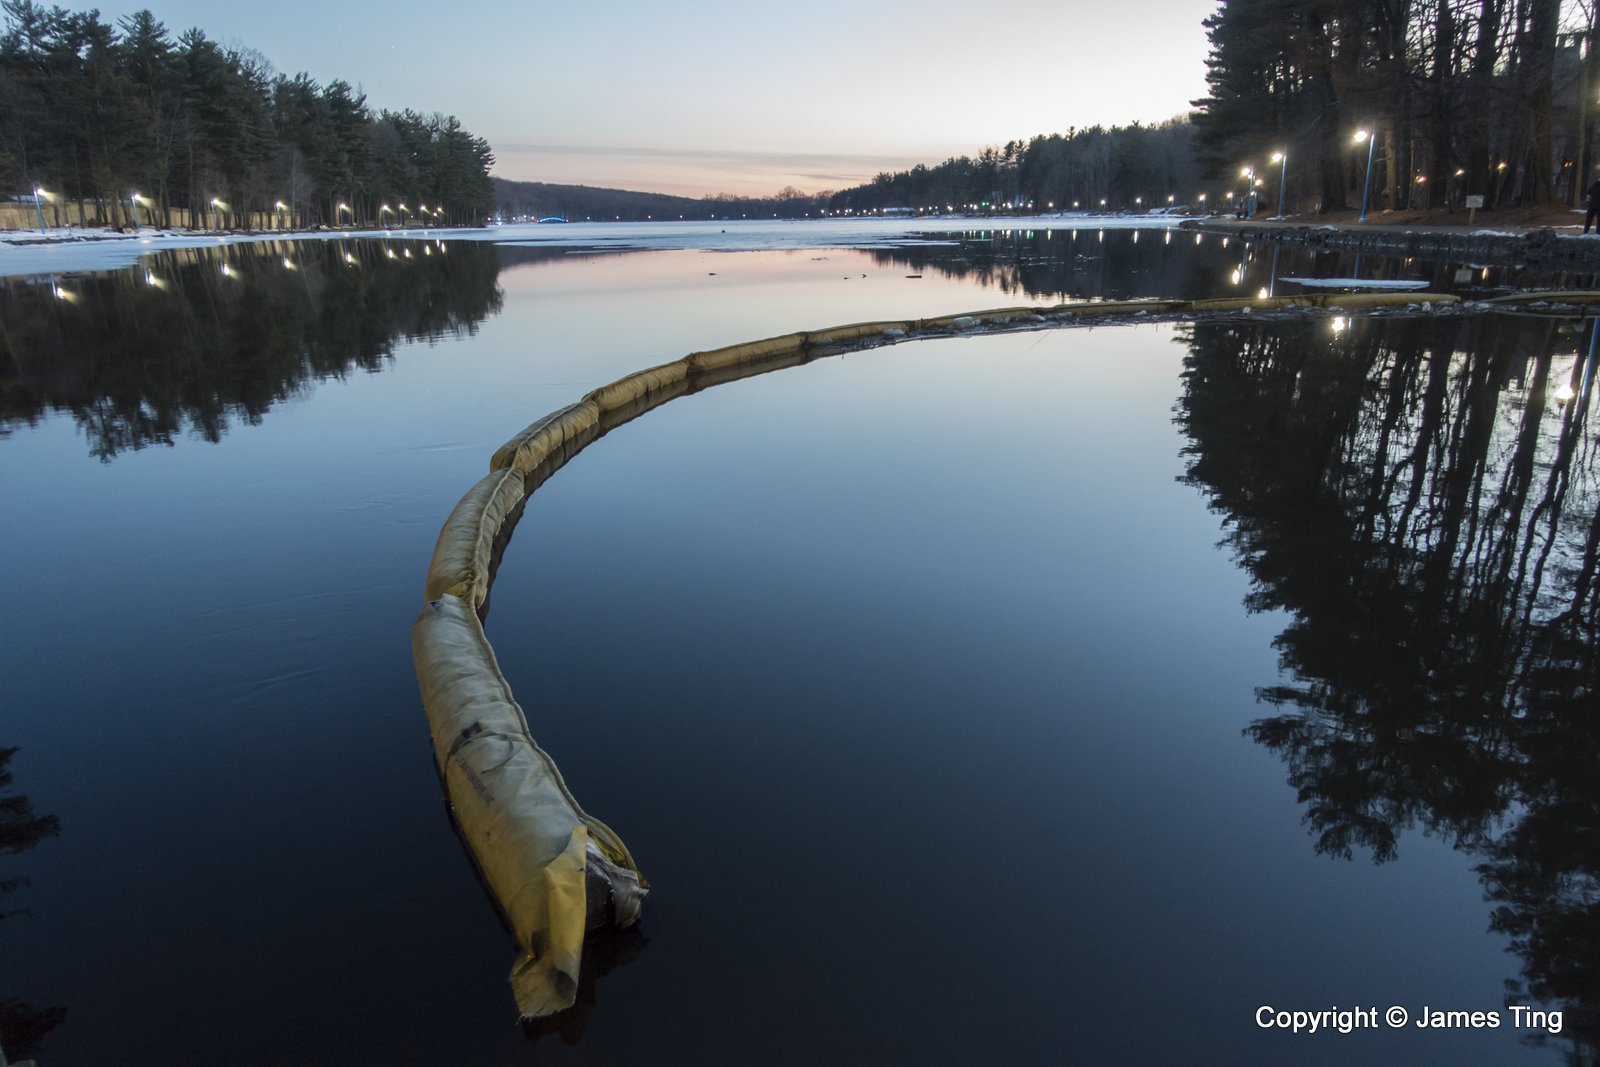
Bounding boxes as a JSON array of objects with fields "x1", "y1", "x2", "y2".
[{"x1": 2, "y1": 228, "x2": 1596, "y2": 1065}]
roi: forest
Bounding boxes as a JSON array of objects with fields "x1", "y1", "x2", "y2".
[
  {"x1": 824, "y1": 122, "x2": 1203, "y2": 216},
  {"x1": 748, "y1": 0, "x2": 1600, "y2": 220},
  {"x1": 0, "y1": 1, "x2": 495, "y2": 230},
  {"x1": 1193, "y1": 0, "x2": 1599, "y2": 214}
]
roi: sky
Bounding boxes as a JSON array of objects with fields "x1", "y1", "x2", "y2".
[{"x1": 95, "y1": 0, "x2": 1220, "y2": 198}]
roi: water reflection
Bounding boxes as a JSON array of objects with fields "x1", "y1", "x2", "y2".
[
  {"x1": 867, "y1": 229, "x2": 1577, "y2": 301},
  {"x1": 0, "y1": 240, "x2": 504, "y2": 461},
  {"x1": 0, "y1": 747, "x2": 64, "y2": 1061},
  {"x1": 1176, "y1": 311, "x2": 1600, "y2": 1054}
]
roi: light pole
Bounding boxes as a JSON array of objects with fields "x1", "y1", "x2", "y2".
[
  {"x1": 1354, "y1": 129, "x2": 1377, "y2": 222},
  {"x1": 1241, "y1": 166, "x2": 1256, "y2": 217},
  {"x1": 33, "y1": 186, "x2": 46, "y2": 230},
  {"x1": 1271, "y1": 151, "x2": 1287, "y2": 218},
  {"x1": 129, "y1": 192, "x2": 141, "y2": 231}
]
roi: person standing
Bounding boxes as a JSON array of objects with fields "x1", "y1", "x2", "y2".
[{"x1": 1586, "y1": 177, "x2": 1600, "y2": 234}]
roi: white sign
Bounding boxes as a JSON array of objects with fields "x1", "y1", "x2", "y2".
[{"x1": 1465, "y1": 195, "x2": 1485, "y2": 209}]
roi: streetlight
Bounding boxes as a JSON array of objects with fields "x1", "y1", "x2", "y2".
[
  {"x1": 33, "y1": 186, "x2": 46, "y2": 231},
  {"x1": 1270, "y1": 151, "x2": 1287, "y2": 218},
  {"x1": 1354, "y1": 129, "x2": 1377, "y2": 222},
  {"x1": 274, "y1": 200, "x2": 288, "y2": 230},
  {"x1": 379, "y1": 203, "x2": 393, "y2": 226},
  {"x1": 129, "y1": 192, "x2": 141, "y2": 230},
  {"x1": 1241, "y1": 166, "x2": 1256, "y2": 217}
]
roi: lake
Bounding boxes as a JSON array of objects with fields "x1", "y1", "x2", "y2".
[{"x1": 2, "y1": 221, "x2": 1595, "y2": 1065}]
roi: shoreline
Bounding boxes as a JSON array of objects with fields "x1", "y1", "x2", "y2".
[{"x1": 8, "y1": 211, "x2": 1600, "y2": 281}]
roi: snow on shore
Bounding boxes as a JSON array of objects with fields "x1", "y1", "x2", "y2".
[
  {"x1": 1281, "y1": 276, "x2": 1430, "y2": 290},
  {"x1": 0, "y1": 214, "x2": 1189, "y2": 280}
]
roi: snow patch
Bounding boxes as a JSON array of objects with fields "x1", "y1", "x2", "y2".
[{"x1": 1282, "y1": 276, "x2": 1430, "y2": 290}]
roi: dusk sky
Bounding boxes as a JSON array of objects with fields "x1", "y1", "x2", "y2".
[{"x1": 98, "y1": 0, "x2": 1219, "y2": 197}]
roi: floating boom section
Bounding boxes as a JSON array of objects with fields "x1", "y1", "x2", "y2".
[{"x1": 411, "y1": 290, "x2": 1473, "y2": 1018}]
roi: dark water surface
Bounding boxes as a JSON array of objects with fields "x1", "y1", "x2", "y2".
[{"x1": 2, "y1": 230, "x2": 1596, "y2": 1065}]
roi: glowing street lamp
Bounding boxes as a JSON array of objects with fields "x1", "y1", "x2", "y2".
[
  {"x1": 1354, "y1": 130, "x2": 1377, "y2": 222},
  {"x1": 379, "y1": 203, "x2": 393, "y2": 226},
  {"x1": 1270, "y1": 151, "x2": 1287, "y2": 218},
  {"x1": 129, "y1": 192, "x2": 142, "y2": 230},
  {"x1": 33, "y1": 185, "x2": 46, "y2": 230}
]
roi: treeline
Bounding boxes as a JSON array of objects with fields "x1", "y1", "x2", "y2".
[
  {"x1": 0, "y1": 1, "x2": 495, "y2": 230},
  {"x1": 824, "y1": 121, "x2": 1203, "y2": 215},
  {"x1": 1194, "y1": 0, "x2": 1594, "y2": 213},
  {"x1": 493, "y1": 177, "x2": 828, "y2": 221}
]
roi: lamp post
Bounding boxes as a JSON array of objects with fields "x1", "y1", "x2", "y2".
[
  {"x1": 275, "y1": 201, "x2": 289, "y2": 230},
  {"x1": 129, "y1": 192, "x2": 142, "y2": 231},
  {"x1": 1241, "y1": 166, "x2": 1256, "y2": 217},
  {"x1": 33, "y1": 186, "x2": 46, "y2": 231},
  {"x1": 1354, "y1": 129, "x2": 1377, "y2": 222},
  {"x1": 1271, "y1": 151, "x2": 1287, "y2": 218}
]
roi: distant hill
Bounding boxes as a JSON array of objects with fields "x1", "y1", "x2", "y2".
[{"x1": 492, "y1": 177, "x2": 823, "y2": 221}]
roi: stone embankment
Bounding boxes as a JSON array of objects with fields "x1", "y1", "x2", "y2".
[{"x1": 1181, "y1": 218, "x2": 1600, "y2": 273}]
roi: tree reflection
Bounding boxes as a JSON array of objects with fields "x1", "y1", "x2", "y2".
[
  {"x1": 1, "y1": 746, "x2": 64, "y2": 1060},
  {"x1": 0, "y1": 239, "x2": 504, "y2": 461},
  {"x1": 866, "y1": 229, "x2": 1234, "y2": 301},
  {"x1": 1176, "y1": 311, "x2": 1600, "y2": 1053},
  {"x1": 863, "y1": 230, "x2": 1565, "y2": 302}
]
